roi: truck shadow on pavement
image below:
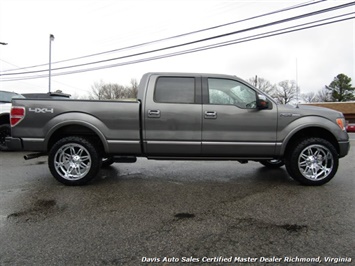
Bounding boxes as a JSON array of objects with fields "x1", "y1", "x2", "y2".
[{"x1": 94, "y1": 162, "x2": 296, "y2": 186}]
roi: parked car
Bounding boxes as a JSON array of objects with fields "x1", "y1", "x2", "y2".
[
  {"x1": 0, "y1": 90, "x2": 25, "y2": 150},
  {"x1": 346, "y1": 123, "x2": 355, "y2": 133}
]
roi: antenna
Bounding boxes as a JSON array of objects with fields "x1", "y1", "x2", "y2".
[{"x1": 296, "y1": 58, "x2": 299, "y2": 108}]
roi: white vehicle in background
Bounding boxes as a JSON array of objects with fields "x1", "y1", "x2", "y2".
[{"x1": 0, "y1": 90, "x2": 24, "y2": 150}]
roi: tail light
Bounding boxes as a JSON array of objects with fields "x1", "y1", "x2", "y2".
[{"x1": 10, "y1": 106, "x2": 26, "y2": 127}]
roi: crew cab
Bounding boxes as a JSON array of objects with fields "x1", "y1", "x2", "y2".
[{"x1": 6, "y1": 72, "x2": 350, "y2": 186}]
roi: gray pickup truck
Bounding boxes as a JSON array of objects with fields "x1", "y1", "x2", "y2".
[{"x1": 6, "y1": 72, "x2": 350, "y2": 186}]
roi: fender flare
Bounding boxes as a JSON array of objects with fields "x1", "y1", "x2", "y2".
[
  {"x1": 44, "y1": 112, "x2": 109, "y2": 153},
  {"x1": 277, "y1": 116, "x2": 342, "y2": 156}
]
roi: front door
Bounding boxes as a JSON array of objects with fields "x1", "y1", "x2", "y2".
[{"x1": 202, "y1": 77, "x2": 278, "y2": 157}]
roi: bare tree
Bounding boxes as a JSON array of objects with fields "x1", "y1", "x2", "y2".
[
  {"x1": 247, "y1": 75, "x2": 275, "y2": 95},
  {"x1": 273, "y1": 80, "x2": 298, "y2": 104},
  {"x1": 128, "y1": 78, "x2": 138, "y2": 99},
  {"x1": 316, "y1": 87, "x2": 332, "y2": 102},
  {"x1": 89, "y1": 80, "x2": 105, "y2": 100},
  {"x1": 301, "y1": 92, "x2": 317, "y2": 103},
  {"x1": 89, "y1": 79, "x2": 138, "y2": 100}
]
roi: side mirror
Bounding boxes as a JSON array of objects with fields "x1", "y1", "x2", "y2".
[{"x1": 256, "y1": 98, "x2": 269, "y2": 110}]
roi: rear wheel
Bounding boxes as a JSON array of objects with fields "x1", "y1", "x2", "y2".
[
  {"x1": 0, "y1": 124, "x2": 11, "y2": 151},
  {"x1": 285, "y1": 138, "x2": 338, "y2": 186},
  {"x1": 48, "y1": 136, "x2": 102, "y2": 186}
]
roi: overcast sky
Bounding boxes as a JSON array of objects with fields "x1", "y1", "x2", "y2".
[{"x1": 0, "y1": 0, "x2": 354, "y2": 98}]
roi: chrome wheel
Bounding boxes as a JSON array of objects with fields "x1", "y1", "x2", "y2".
[
  {"x1": 54, "y1": 143, "x2": 92, "y2": 181},
  {"x1": 298, "y1": 144, "x2": 334, "y2": 181}
]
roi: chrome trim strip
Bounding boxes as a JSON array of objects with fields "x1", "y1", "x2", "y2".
[
  {"x1": 107, "y1": 140, "x2": 140, "y2": 144},
  {"x1": 146, "y1": 141, "x2": 201, "y2": 145},
  {"x1": 147, "y1": 156, "x2": 274, "y2": 160},
  {"x1": 202, "y1": 141, "x2": 275, "y2": 146},
  {"x1": 22, "y1": 138, "x2": 45, "y2": 142}
]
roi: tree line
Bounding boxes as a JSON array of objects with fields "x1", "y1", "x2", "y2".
[
  {"x1": 84, "y1": 73, "x2": 354, "y2": 104},
  {"x1": 248, "y1": 73, "x2": 354, "y2": 104},
  {"x1": 87, "y1": 78, "x2": 138, "y2": 100}
]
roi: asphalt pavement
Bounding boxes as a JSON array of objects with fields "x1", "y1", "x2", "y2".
[{"x1": 0, "y1": 139, "x2": 354, "y2": 265}]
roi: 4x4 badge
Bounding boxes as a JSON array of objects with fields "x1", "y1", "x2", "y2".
[{"x1": 28, "y1": 107, "x2": 54, "y2": 113}]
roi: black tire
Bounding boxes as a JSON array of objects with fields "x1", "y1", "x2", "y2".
[
  {"x1": 259, "y1": 159, "x2": 284, "y2": 168},
  {"x1": 0, "y1": 124, "x2": 11, "y2": 151},
  {"x1": 102, "y1": 157, "x2": 115, "y2": 168},
  {"x1": 285, "y1": 138, "x2": 338, "y2": 186},
  {"x1": 48, "y1": 136, "x2": 102, "y2": 186}
]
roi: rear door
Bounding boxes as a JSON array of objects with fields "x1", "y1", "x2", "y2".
[
  {"x1": 143, "y1": 74, "x2": 202, "y2": 156},
  {"x1": 202, "y1": 77, "x2": 278, "y2": 156}
]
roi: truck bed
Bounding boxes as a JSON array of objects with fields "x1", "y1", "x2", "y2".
[{"x1": 10, "y1": 99, "x2": 142, "y2": 154}]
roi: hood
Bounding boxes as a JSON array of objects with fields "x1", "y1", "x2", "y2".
[{"x1": 277, "y1": 104, "x2": 344, "y2": 120}]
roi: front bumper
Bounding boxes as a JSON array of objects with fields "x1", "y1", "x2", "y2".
[
  {"x1": 5, "y1": 137, "x2": 23, "y2": 151},
  {"x1": 338, "y1": 140, "x2": 350, "y2": 158}
]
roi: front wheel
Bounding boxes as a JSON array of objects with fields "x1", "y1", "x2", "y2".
[
  {"x1": 48, "y1": 136, "x2": 102, "y2": 186},
  {"x1": 285, "y1": 138, "x2": 338, "y2": 186}
]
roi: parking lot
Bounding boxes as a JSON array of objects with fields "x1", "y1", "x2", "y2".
[{"x1": 0, "y1": 138, "x2": 354, "y2": 265}]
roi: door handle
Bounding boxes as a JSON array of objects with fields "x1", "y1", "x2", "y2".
[
  {"x1": 148, "y1": 109, "x2": 161, "y2": 118},
  {"x1": 204, "y1": 111, "x2": 217, "y2": 119}
]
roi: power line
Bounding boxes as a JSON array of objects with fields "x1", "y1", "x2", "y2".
[
  {"x1": 2, "y1": 1, "x2": 353, "y2": 79},
  {"x1": 0, "y1": 0, "x2": 325, "y2": 73},
  {"x1": 2, "y1": 1, "x2": 353, "y2": 78},
  {"x1": 2, "y1": 11, "x2": 353, "y2": 82}
]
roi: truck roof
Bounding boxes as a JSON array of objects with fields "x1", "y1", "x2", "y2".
[{"x1": 143, "y1": 72, "x2": 240, "y2": 79}]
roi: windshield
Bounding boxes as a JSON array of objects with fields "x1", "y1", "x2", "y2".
[{"x1": 0, "y1": 91, "x2": 25, "y2": 103}]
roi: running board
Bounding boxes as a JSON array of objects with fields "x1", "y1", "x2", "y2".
[{"x1": 112, "y1": 156, "x2": 137, "y2": 163}]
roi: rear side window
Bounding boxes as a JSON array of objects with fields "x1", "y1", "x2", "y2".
[{"x1": 154, "y1": 77, "x2": 195, "y2": 104}]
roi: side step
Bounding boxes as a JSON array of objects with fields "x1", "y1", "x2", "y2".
[{"x1": 112, "y1": 156, "x2": 137, "y2": 163}]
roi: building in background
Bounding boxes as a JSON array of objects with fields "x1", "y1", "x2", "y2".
[{"x1": 303, "y1": 102, "x2": 355, "y2": 123}]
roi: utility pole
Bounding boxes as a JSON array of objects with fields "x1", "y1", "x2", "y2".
[
  {"x1": 296, "y1": 58, "x2": 300, "y2": 107},
  {"x1": 49, "y1": 34, "x2": 55, "y2": 93}
]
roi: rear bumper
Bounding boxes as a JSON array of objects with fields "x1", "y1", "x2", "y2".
[
  {"x1": 5, "y1": 137, "x2": 46, "y2": 152},
  {"x1": 5, "y1": 137, "x2": 23, "y2": 151},
  {"x1": 338, "y1": 140, "x2": 350, "y2": 158}
]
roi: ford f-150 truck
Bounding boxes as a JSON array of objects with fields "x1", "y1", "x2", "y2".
[{"x1": 6, "y1": 72, "x2": 350, "y2": 186}]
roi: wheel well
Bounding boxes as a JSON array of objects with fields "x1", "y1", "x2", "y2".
[
  {"x1": 47, "y1": 125, "x2": 105, "y2": 153},
  {"x1": 0, "y1": 114, "x2": 10, "y2": 125},
  {"x1": 285, "y1": 127, "x2": 339, "y2": 156}
]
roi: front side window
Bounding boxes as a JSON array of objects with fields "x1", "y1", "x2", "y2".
[
  {"x1": 208, "y1": 78, "x2": 257, "y2": 109},
  {"x1": 154, "y1": 77, "x2": 195, "y2": 104}
]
